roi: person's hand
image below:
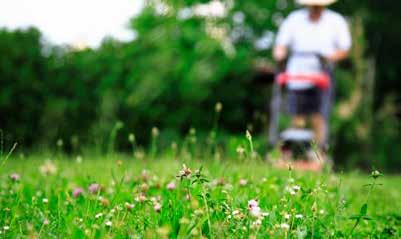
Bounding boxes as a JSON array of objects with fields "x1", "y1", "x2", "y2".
[{"x1": 325, "y1": 50, "x2": 350, "y2": 63}]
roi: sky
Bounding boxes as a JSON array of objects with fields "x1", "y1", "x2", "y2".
[{"x1": 0, "y1": 0, "x2": 144, "y2": 48}]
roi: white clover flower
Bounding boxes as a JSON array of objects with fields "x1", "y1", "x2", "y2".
[
  {"x1": 239, "y1": 179, "x2": 248, "y2": 186},
  {"x1": 250, "y1": 206, "x2": 262, "y2": 217},
  {"x1": 42, "y1": 198, "x2": 49, "y2": 204},
  {"x1": 105, "y1": 221, "x2": 112, "y2": 227},
  {"x1": 293, "y1": 185, "x2": 301, "y2": 191},
  {"x1": 3, "y1": 226, "x2": 10, "y2": 231},
  {"x1": 319, "y1": 209, "x2": 325, "y2": 215},
  {"x1": 95, "y1": 213, "x2": 103, "y2": 219},
  {"x1": 154, "y1": 203, "x2": 162, "y2": 213},
  {"x1": 248, "y1": 199, "x2": 259, "y2": 209},
  {"x1": 295, "y1": 214, "x2": 303, "y2": 219},
  {"x1": 280, "y1": 223, "x2": 290, "y2": 230}
]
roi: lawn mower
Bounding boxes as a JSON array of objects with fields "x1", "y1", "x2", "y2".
[{"x1": 268, "y1": 52, "x2": 333, "y2": 170}]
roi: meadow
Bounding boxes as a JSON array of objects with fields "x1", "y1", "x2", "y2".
[{"x1": 1, "y1": 143, "x2": 400, "y2": 238}]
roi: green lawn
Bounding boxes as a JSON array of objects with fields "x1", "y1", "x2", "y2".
[{"x1": 1, "y1": 153, "x2": 400, "y2": 238}]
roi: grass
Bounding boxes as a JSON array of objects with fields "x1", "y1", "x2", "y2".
[{"x1": 1, "y1": 150, "x2": 400, "y2": 238}]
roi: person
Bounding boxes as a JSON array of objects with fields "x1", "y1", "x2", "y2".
[{"x1": 273, "y1": 0, "x2": 351, "y2": 164}]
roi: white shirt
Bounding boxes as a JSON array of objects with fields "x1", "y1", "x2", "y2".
[{"x1": 275, "y1": 8, "x2": 352, "y2": 89}]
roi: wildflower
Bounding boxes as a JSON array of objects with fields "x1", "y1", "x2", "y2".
[
  {"x1": 140, "y1": 170, "x2": 150, "y2": 181},
  {"x1": 319, "y1": 209, "x2": 325, "y2": 215},
  {"x1": 39, "y1": 160, "x2": 57, "y2": 175},
  {"x1": 177, "y1": 164, "x2": 192, "y2": 179},
  {"x1": 88, "y1": 183, "x2": 101, "y2": 194},
  {"x1": 134, "y1": 194, "x2": 147, "y2": 203},
  {"x1": 166, "y1": 182, "x2": 176, "y2": 190},
  {"x1": 250, "y1": 206, "x2": 262, "y2": 217},
  {"x1": 248, "y1": 199, "x2": 259, "y2": 209},
  {"x1": 280, "y1": 223, "x2": 290, "y2": 230},
  {"x1": 72, "y1": 188, "x2": 84, "y2": 198},
  {"x1": 236, "y1": 146, "x2": 245, "y2": 157},
  {"x1": 43, "y1": 219, "x2": 50, "y2": 225},
  {"x1": 154, "y1": 203, "x2": 162, "y2": 213},
  {"x1": 9, "y1": 173, "x2": 20, "y2": 182},
  {"x1": 3, "y1": 226, "x2": 10, "y2": 231},
  {"x1": 125, "y1": 202, "x2": 134, "y2": 211},
  {"x1": 295, "y1": 214, "x2": 303, "y2": 219},
  {"x1": 215, "y1": 102, "x2": 223, "y2": 113},
  {"x1": 134, "y1": 150, "x2": 145, "y2": 160},
  {"x1": 100, "y1": 198, "x2": 110, "y2": 207},
  {"x1": 239, "y1": 179, "x2": 248, "y2": 186},
  {"x1": 42, "y1": 198, "x2": 49, "y2": 204},
  {"x1": 284, "y1": 213, "x2": 291, "y2": 220},
  {"x1": 140, "y1": 183, "x2": 149, "y2": 192},
  {"x1": 95, "y1": 213, "x2": 103, "y2": 219},
  {"x1": 105, "y1": 221, "x2": 112, "y2": 227},
  {"x1": 248, "y1": 199, "x2": 266, "y2": 218}
]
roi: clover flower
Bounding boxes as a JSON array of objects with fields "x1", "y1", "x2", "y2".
[
  {"x1": 72, "y1": 187, "x2": 84, "y2": 198},
  {"x1": 166, "y1": 182, "x2": 176, "y2": 190},
  {"x1": 248, "y1": 199, "x2": 259, "y2": 209},
  {"x1": 125, "y1": 202, "x2": 135, "y2": 211},
  {"x1": 39, "y1": 160, "x2": 57, "y2": 175},
  {"x1": 9, "y1": 173, "x2": 20, "y2": 182},
  {"x1": 295, "y1": 214, "x2": 303, "y2": 219},
  {"x1": 105, "y1": 221, "x2": 112, "y2": 227},
  {"x1": 154, "y1": 202, "x2": 162, "y2": 213},
  {"x1": 88, "y1": 183, "x2": 101, "y2": 194},
  {"x1": 177, "y1": 164, "x2": 192, "y2": 179},
  {"x1": 239, "y1": 179, "x2": 248, "y2": 186},
  {"x1": 280, "y1": 223, "x2": 290, "y2": 230}
]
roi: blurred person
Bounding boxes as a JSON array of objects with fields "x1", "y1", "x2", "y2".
[{"x1": 273, "y1": 0, "x2": 351, "y2": 164}]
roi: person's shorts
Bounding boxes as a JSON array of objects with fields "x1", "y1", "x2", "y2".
[{"x1": 287, "y1": 87, "x2": 321, "y2": 115}]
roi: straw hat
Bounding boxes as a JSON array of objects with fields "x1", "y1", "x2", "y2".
[{"x1": 297, "y1": 0, "x2": 337, "y2": 6}]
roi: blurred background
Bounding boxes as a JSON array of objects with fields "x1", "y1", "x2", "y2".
[{"x1": 0, "y1": 0, "x2": 400, "y2": 171}]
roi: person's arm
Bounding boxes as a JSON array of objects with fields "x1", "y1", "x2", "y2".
[
  {"x1": 273, "y1": 45, "x2": 288, "y2": 62},
  {"x1": 274, "y1": 14, "x2": 293, "y2": 63},
  {"x1": 326, "y1": 49, "x2": 349, "y2": 63},
  {"x1": 328, "y1": 15, "x2": 352, "y2": 63}
]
